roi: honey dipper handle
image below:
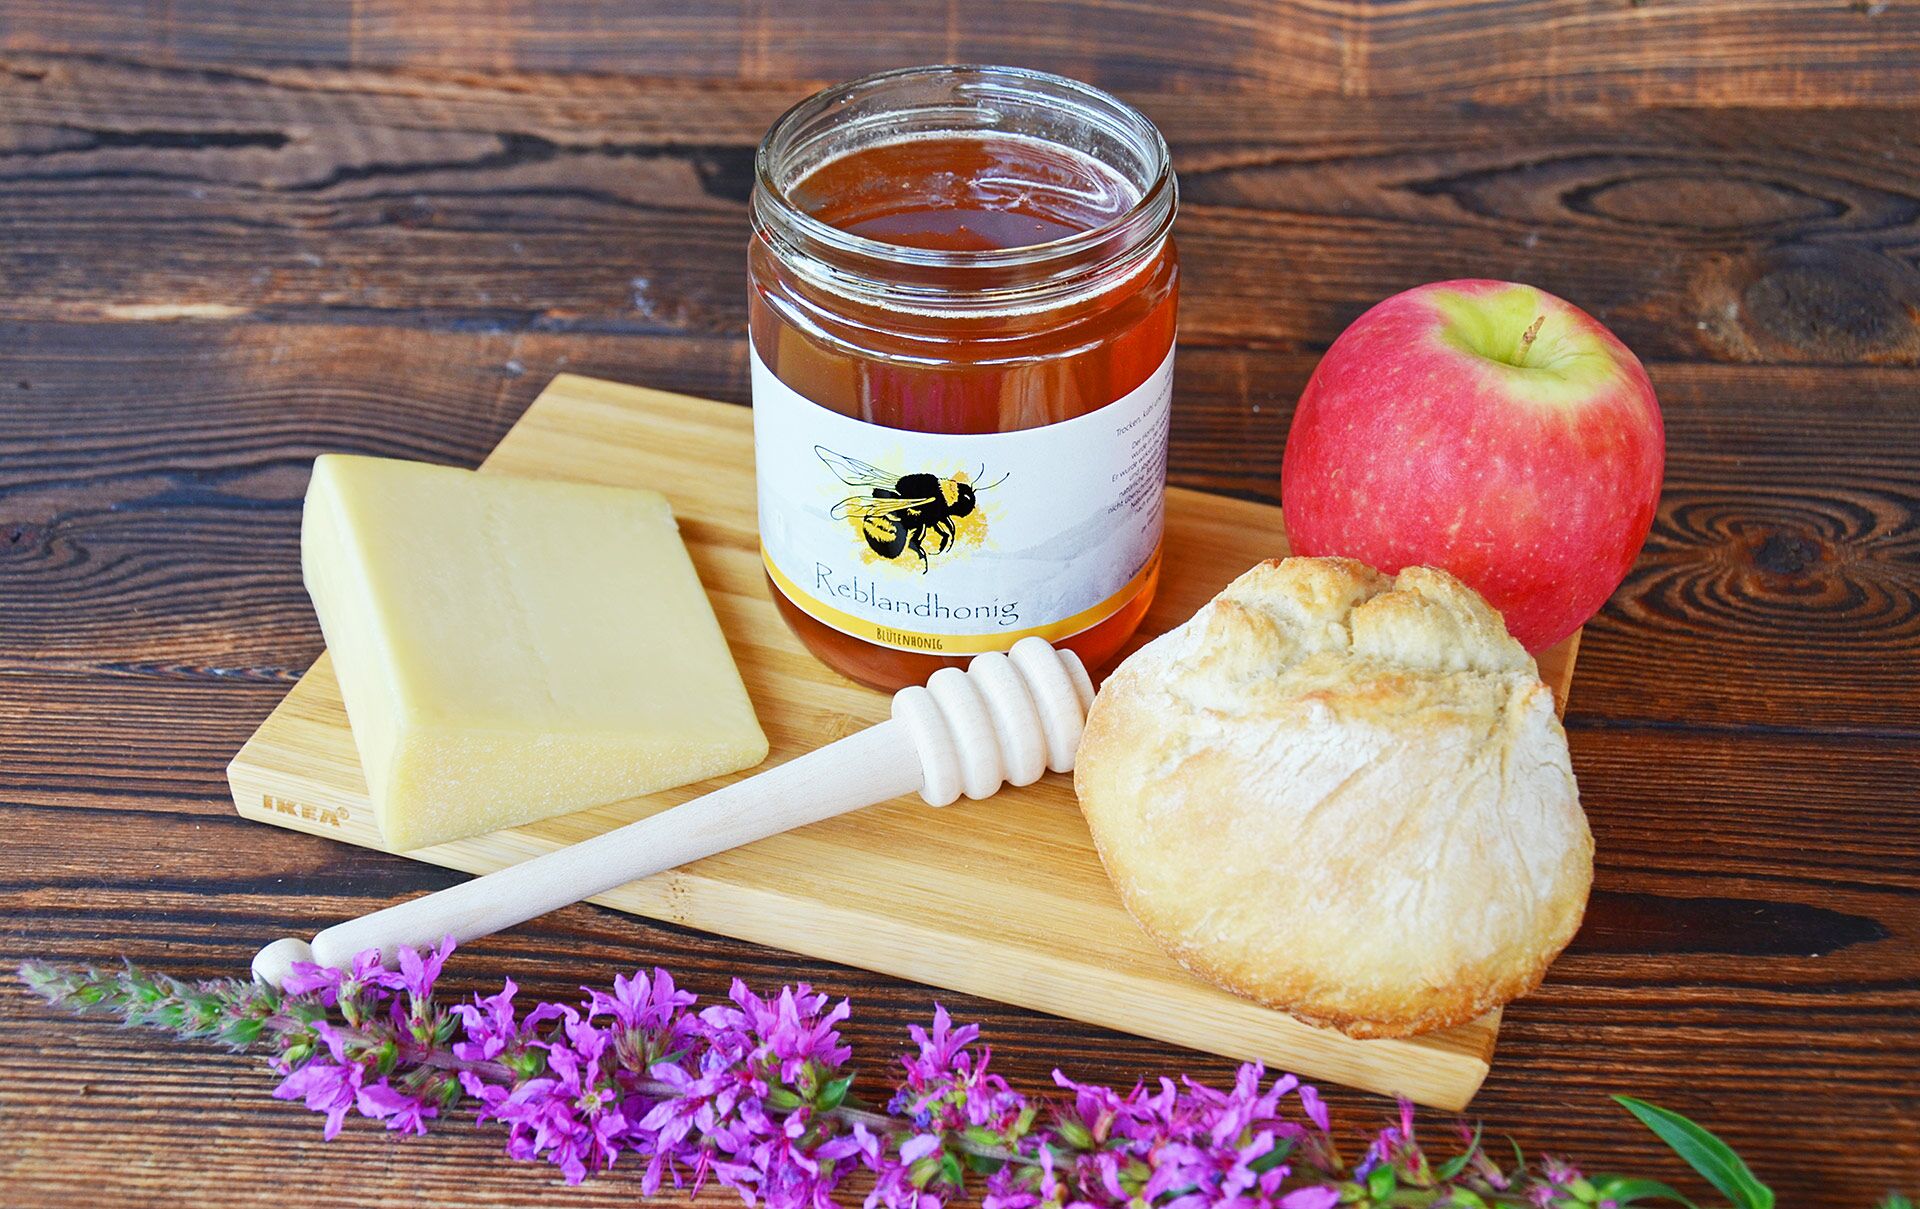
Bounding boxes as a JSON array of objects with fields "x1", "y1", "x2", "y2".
[
  {"x1": 252, "y1": 638, "x2": 1093, "y2": 987},
  {"x1": 254, "y1": 721, "x2": 919, "y2": 985}
]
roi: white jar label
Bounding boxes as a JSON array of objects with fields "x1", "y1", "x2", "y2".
[{"x1": 753, "y1": 346, "x2": 1173, "y2": 655}]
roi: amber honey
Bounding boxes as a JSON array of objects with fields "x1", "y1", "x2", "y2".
[{"x1": 749, "y1": 67, "x2": 1178, "y2": 690}]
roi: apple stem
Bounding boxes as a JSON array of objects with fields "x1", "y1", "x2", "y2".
[{"x1": 1516, "y1": 315, "x2": 1546, "y2": 365}]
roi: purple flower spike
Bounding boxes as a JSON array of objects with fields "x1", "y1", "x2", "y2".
[{"x1": 31, "y1": 940, "x2": 1698, "y2": 1209}]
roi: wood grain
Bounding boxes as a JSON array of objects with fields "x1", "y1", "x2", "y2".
[
  {"x1": 2, "y1": 7, "x2": 1918, "y2": 1206},
  {"x1": 2, "y1": 1, "x2": 1915, "y2": 105},
  {"x1": 2, "y1": 61, "x2": 1918, "y2": 366}
]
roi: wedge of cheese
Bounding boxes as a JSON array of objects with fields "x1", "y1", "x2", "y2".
[{"x1": 302, "y1": 454, "x2": 768, "y2": 851}]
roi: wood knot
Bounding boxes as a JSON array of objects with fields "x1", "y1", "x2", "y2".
[
  {"x1": 0, "y1": 521, "x2": 47, "y2": 558},
  {"x1": 1566, "y1": 172, "x2": 1837, "y2": 232},
  {"x1": 1573, "y1": 890, "x2": 1888, "y2": 958},
  {"x1": 1750, "y1": 529, "x2": 1822, "y2": 577},
  {"x1": 690, "y1": 148, "x2": 757, "y2": 205},
  {"x1": 1737, "y1": 245, "x2": 1920, "y2": 363}
]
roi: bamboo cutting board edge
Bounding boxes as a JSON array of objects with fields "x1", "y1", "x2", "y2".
[{"x1": 230, "y1": 372, "x2": 1580, "y2": 1112}]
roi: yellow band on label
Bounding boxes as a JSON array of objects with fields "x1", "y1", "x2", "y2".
[{"x1": 764, "y1": 546, "x2": 1160, "y2": 656}]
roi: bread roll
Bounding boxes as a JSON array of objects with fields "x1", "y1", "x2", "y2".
[{"x1": 1074, "y1": 557, "x2": 1591, "y2": 1038}]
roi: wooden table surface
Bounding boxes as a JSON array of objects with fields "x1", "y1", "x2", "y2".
[{"x1": 2, "y1": 4, "x2": 1916, "y2": 1206}]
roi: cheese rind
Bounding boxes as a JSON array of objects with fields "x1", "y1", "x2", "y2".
[{"x1": 302, "y1": 454, "x2": 768, "y2": 850}]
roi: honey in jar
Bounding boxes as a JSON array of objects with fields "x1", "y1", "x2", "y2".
[{"x1": 749, "y1": 66, "x2": 1178, "y2": 690}]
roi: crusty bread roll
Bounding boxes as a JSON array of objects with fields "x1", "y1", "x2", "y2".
[{"x1": 1075, "y1": 557, "x2": 1591, "y2": 1038}]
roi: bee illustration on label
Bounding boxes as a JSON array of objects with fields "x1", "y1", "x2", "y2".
[{"x1": 816, "y1": 445, "x2": 1007, "y2": 571}]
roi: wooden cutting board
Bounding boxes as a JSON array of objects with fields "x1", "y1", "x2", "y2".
[{"x1": 229, "y1": 373, "x2": 1578, "y2": 1111}]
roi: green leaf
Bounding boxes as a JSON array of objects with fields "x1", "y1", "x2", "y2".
[
  {"x1": 1247, "y1": 1141, "x2": 1295, "y2": 1174},
  {"x1": 817, "y1": 1073, "x2": 855, "y2": 1113},
  {"x1": 1612, "y1": 1096, "x2": 1773, "y2": 1209},
  {"x1": 965, "y1": 1152, "x2": 1005, "y2": 1176},
  {"x1": 1367, "y1": 1163, "x2": 1397, "y2": 1200},
  {"x1": 1057, "y1": 1117, "x2": 1094, "y2": 1150},
  {"x1": 1594, "y1": 1175, "x2": 1698, "y2": 1207},
  {"x1": 1878, "y1": 1198, "x2": 1914, "y2": 1209},
  {"x1": 1435, "y1": 1123, "x2": 1485, "y2": 1181},
  {"x1": 767, "y1": 1086, "x2": 804, "y2": 1111},
  {"x1": 908, "y1": 1156, "x2": 941, "y2": 1188},
  {"x1": 939, "y1": 1151, "x2": 966, "y2": 1187},
  {"x1": 1013, "y1": 1104, "x2": 1038, "y2": 1136},
  {"x1": 222, "y1": 1017, "x2": 266, "y2": 1048}
]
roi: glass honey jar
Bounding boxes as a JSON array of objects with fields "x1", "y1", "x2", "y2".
[{"x1": 749, "y1": 65, "x2": 1178, "y2": 691}]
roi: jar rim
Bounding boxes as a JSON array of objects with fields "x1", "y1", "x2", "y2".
[{"x1": 752, "y1": 64, "x2": 1175, "y2": 279}]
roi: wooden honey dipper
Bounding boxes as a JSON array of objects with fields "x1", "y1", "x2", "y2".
[{"x1": 252, "y1": 637, "x2": 1094, "y2": 987}]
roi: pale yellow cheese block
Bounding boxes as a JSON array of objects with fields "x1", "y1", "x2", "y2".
[{"x1": 302, "y1": 454, "x2": 769, "y2": 850}]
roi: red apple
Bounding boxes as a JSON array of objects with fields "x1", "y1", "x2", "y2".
[{"x1": 1281, "y1": 280, "x2": 1664, "y2": 651}]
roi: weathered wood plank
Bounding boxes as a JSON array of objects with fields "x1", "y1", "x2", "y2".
[
  {"x1": 2, "y1": 11, "x2": 1917, "y2": 1205},
  {"x1": 1, "y1": 59, "x2": 1916, "y2": 364},
  {"x1": 0, "y1": 1, "x2": 1914, "y2": 105}
]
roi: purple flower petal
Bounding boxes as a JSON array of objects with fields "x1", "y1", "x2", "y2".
[
  {"x1": 898, "y1": 1133, "x2": 942, "y2": 1164},
  {"x1": 1298, "y1": 1083, "x2": 1330, "y2": 1133},
  {"x1": 356, "y1": 1079, "x2": 438, "y2": 1135},
  {"x1": 281, "y1": 961, "x2": 344, "y2": 1002}
]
